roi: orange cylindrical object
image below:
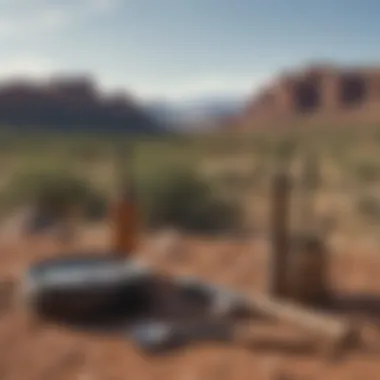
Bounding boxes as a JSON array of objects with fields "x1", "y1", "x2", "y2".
[{"x1": 111, "y1": 198, "x2": 140, "y2": 255}]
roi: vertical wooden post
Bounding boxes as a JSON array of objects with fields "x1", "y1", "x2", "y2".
[
  {"x1": 268, "y1": 166, "x2": 291, "y2": 298},
  {"x1": 111, "y1": 140, "x2": 140, "y2": 257},
  {"x1": 286, "y1": 233, "x2": 329, "y2": 305},
  {"x1": 286, "y1": 153, "x2": 329, "y2": 306}
]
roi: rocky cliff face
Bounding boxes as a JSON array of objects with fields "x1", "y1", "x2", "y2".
[{"x1": 240, "y1": 64, "x2": 380, "y2": 129}]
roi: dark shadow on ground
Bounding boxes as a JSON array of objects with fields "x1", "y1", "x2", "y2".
[{"x1": 324, "y1": 293, "x2": 380, "y2": 323}]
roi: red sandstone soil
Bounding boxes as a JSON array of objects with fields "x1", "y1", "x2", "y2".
[{"x1": 0, "y1": 227, "x2": 380, "y2": 380}]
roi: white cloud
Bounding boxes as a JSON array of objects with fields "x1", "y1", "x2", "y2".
[
  {"x1": 0, "y1": 2, "x2": 265, "y2": 102},
  {"x1": 0, "y1": 9, "x2": 71, "y2": 39},
  {"x1": 0, "y1": 54, "x2": 267, "y2": 101},
  {"x1": 0, "y1": 56, "x2": 57, "y2": 79},
  {"x1": 0, "y1": 20, "x2": 15, "y2": 38},
  {"x1": 85, "y1": 0, "x2": 120, "y2": 12},
  {"x1": 104, "y1": 73, "x2": 270, "y2": 101},
  {"x1": 35, "y1": 8, "x2": 70, "y2": 30},
  {"x1": 0, "y1": 0, "x2": 120, "y2": 40}
]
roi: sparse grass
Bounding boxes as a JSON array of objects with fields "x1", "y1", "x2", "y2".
[
  {"x1": 356, "y1": 194, "x2": 380, "y2": 221},
  {"x1": 354, "y1": 160, "x2": 380, "y2": 183},
  {"x1": 1, "y1": 126, "x2": 380, "y2": 240},
  {"x1": 2, "y1": 165, "x2": 109, "y2": 221},
  {"x1": 136, "y1": 163, "x2": 241, "y2": 233}
]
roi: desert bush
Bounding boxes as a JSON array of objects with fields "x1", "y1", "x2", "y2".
[
  {"x1": 356, "y1": 194, "x2": 380, "y2": 221},
  {"x1": 354, "y1": 161, "x2": 380, "y2": 183},
  {"x1": 211, "y1": 170, "x2": 252, "y2": 193},
  {"x1": 0, "y1": 154, "x2": 240, "y2": 234},
  {"x1": 274, "y1": 137, "x2": 297, "y2": 164},
  {"x1": 3, "y1": 167, "x2": 108, "y2": 221},
  {"x1": 136, "y1": 164, "x2": 241, "y2": 234}
]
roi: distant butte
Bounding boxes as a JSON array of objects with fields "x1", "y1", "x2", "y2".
[{"x1": 236, "y1": 63, "x2": 380, "y2": 130}]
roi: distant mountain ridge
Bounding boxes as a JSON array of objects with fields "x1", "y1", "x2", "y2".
[
  {"x1": 0, "y1": 76, "x2": 164, "y2": 134},
  {"x1": 6, "y1": 64, "x2": 380, "y2": 135}
]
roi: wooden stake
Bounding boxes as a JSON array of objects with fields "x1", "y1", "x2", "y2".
[
  {"x1": 268, "y1": 167, "x2": 291, "y2": 298},
  {"x1": 237, "y1": 290, "x2": 357, "y2": 354},
  {"x1": 111, "y1": 141, "x2": 140, "y2": 257}
]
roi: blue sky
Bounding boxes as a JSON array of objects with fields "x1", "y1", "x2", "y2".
[{"x1": 1, "y1": 0, "x2": 380, "y2": 101}]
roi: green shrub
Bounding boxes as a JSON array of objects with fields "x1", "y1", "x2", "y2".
[
  {"x1": 136, "y1": 165, "x2": 241, "y2": 234},
  {"x1": 275, "y1": 137, "x2": 297, "y2": 163},
  {"x1": 300, "y1": 153, "x2": 321, "y2": 191},
  {"x1": 4, "y1": 167, "x2": 108, "y2": 221},
  {"x1": 3, "y1": 160, "x2": 240, "y2": 233},
  {"x1": 354, "y1": 161, "x2": 380, "y2": 183},
  {"x1": 356, "y1": 194, "x2": 380, "y2": 220}
]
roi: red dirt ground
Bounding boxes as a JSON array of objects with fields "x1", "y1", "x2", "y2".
[{"x1": 1, "y1": 227, "x2": 380, "y2": 380}]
